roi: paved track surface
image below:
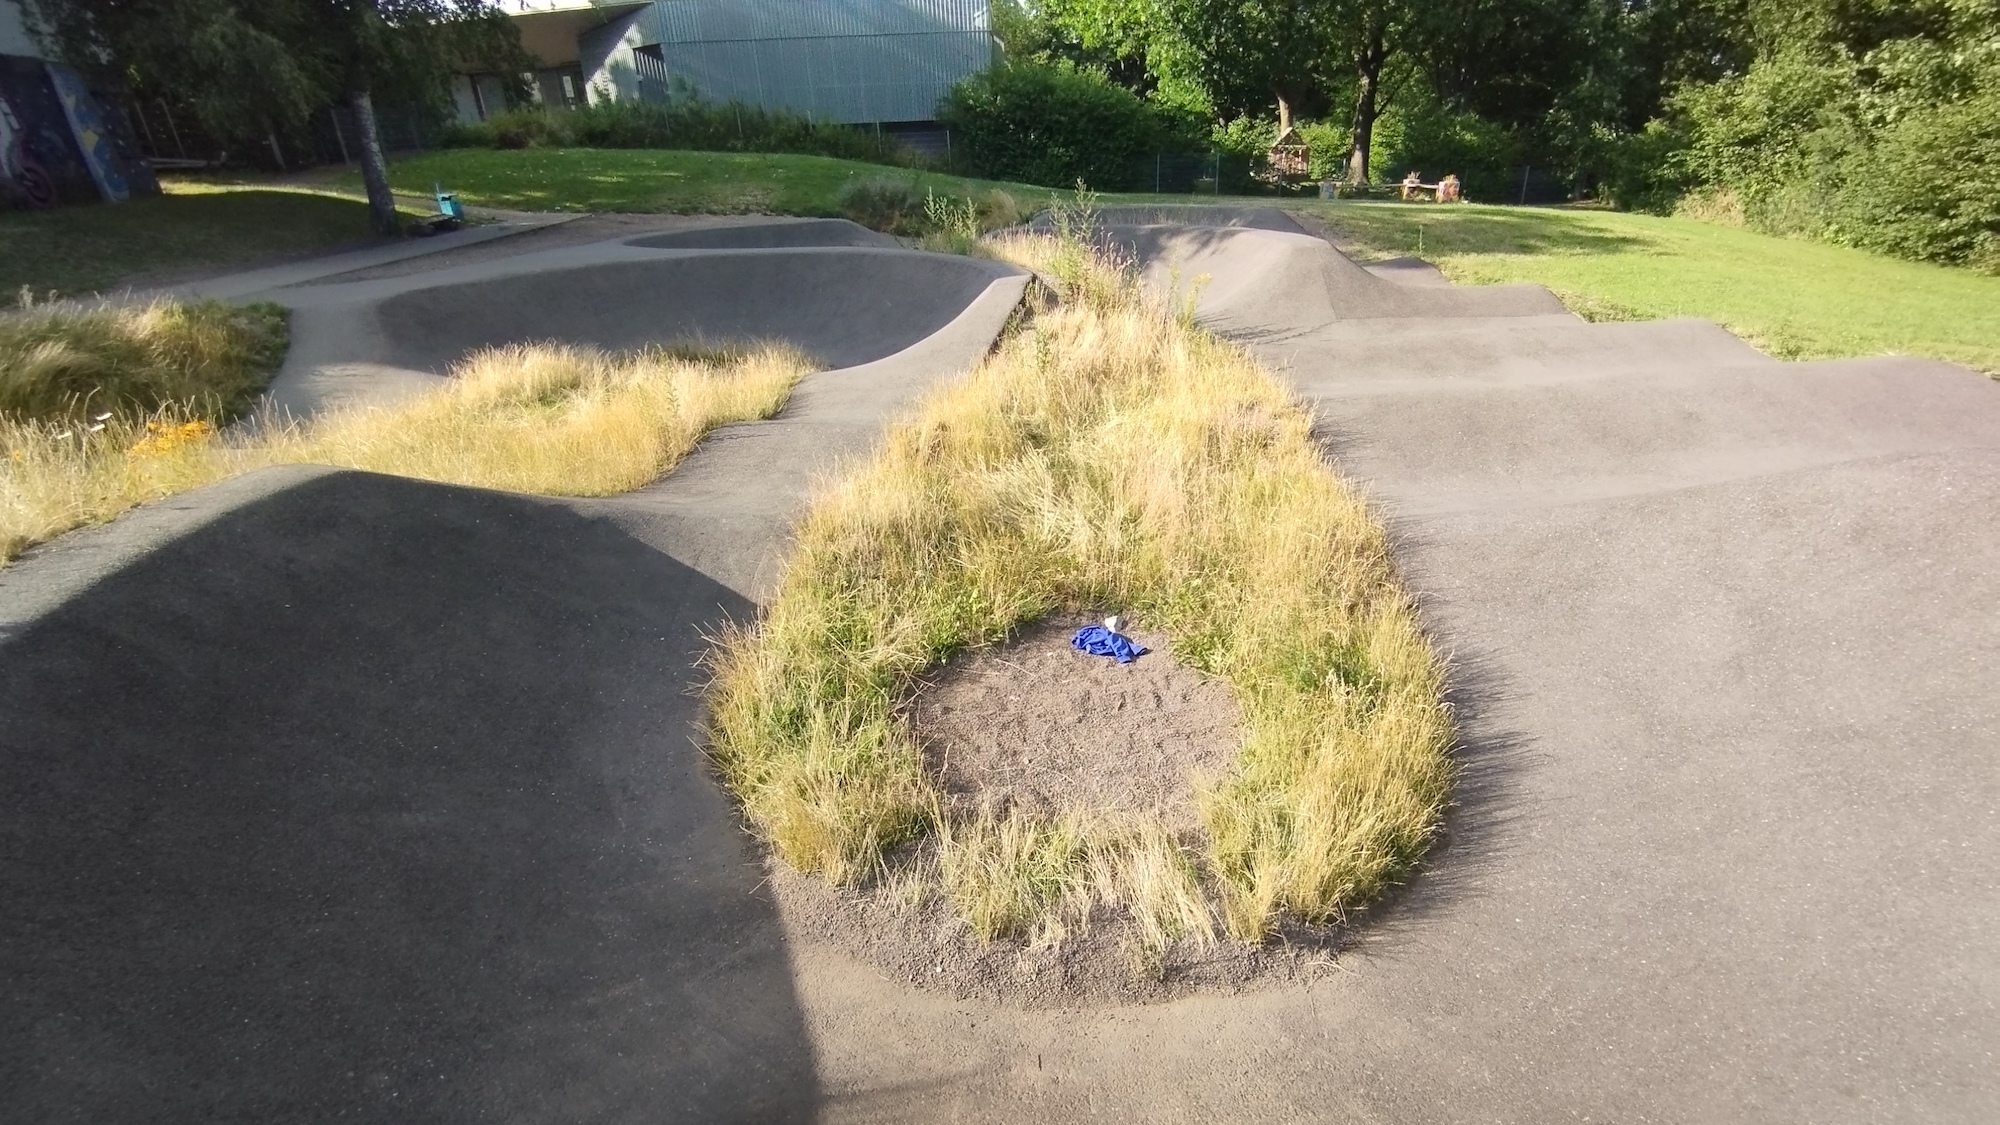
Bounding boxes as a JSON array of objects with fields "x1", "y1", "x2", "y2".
[
  {"x1": 1, "y1": 220, "x2": 1027, "y2": 1122},
  {"x1": 5, "y1": 210, "x2": 1996, "y2": 1123},
  {"x1": 787, "y1": 209, "x2": 2000, "y2": 1123},
  {"x1": 625, "y1": 218, "x2": 897, "y2": 250},
  {"x1": 267, "y1": 219, "x2": 1011, "y2": 417}
]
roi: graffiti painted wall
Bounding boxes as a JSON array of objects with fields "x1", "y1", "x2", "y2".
[{"x1": 0, "y1": 52, "x2": 156, "y2": 210}]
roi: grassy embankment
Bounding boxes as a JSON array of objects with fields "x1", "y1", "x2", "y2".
[
  {"x1": 1296, "y1": 201, "x2": 2000, "y2": 375},
  {"x1": 2, "y1": 152, "x2": 1048, "y2": 298},
  {"x1": 1, "y1": 307, "x2": 809, "y2": 561},
  {"x1": 705, "y1": 219, "x2": 1453, "y2": 959}
]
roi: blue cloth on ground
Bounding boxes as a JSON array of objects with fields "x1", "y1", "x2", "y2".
[{"x1": 1071, "y1": 624, "x2": 1148, "y2": 664}]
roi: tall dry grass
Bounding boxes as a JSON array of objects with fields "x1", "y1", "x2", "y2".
[
  {"x1": 706, "y1": 223, "x2": 1454, "y2": 955},
  {"x1": 1, "y1": 296, "x2": 287, "y2": 421},
  {"x1": 289, "y1": 342, "x2": 806, "y2": 495},
  {"x1": 1, "y1": 341, "x2": 810, "y2": 562}
]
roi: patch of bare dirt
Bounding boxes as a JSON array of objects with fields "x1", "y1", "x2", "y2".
[
  {"x1": 909, "y1": 616, "x2": 1238, "y2": 832},
  {"x1": 769, "y1": 614, "x2": 1349, "y2": 1007}
]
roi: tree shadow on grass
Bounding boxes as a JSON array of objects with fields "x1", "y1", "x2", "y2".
[
  {"x1": 1, "y1": 189, "x2": 390, "y2": 297},
  {"x1": 0, "y1": 469, "x2": 818, "y2": 1123}
]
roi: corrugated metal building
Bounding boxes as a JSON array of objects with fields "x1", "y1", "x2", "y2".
[
  {"x1": 464, "y1": 0, "x2": 991, "y2": 126},
  {"x1": 636, "y1": 0, "x2": 990, "y2": 123}
]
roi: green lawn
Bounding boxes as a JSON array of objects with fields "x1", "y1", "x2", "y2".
[
  {"x1": 1293, "y1": 201, "x2": 2000, "y2": 375},
  {"x1": 1, "y1": 182, "x2": 398, "y2": 299},
  {"x1": 393, "y1": 151, "x2": 1996, "y2": 374},
  {"x1": 8, "y1": 149, "x2": 1991, "y2": 376},
  {"x1": 378, "y1": 147, "x2": 1060, "y2": 216}
]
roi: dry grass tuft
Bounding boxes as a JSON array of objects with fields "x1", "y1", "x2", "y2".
[
  {"x1": 1, "y1": 295, "x2": 286, "y2": 421},
  {"x1": 938, "y1": 807, "x2": 1093, "y2": 945},
  {"x1": 1, "y1": 406, "x2": 258, "y2": 561},
  {"x1": 706, "y1": 218, "x2": 1454, "y2": 955},
  {"x1": 294, "y1": 341, "x2": 805, "y2": 495},
  {"x1": 2, "y1": 340, "x2": 811, "y2": 563}
]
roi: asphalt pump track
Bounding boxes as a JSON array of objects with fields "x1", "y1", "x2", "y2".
[{"x1": 3, "y1": 212, "x2": 1996, "y2": 1122}]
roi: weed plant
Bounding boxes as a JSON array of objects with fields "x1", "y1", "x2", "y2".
[
  {"x1": 1, "y1": 341, "x2": 810, "y2": 562},
  {"x1": 705, "y1": 209, "x2": 1454, "y2": 958},
  {"x1": 837, "y1": 178, "x2": 1026, "y2": 243}
]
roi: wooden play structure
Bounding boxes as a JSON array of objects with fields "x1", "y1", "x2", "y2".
[{"x1": 1399, "y1": 172, "x2": 1463, "y2": 202}]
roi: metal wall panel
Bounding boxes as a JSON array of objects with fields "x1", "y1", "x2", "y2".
[{"x1": 638, "y1": 0, "x2": 990, "y2": 124}]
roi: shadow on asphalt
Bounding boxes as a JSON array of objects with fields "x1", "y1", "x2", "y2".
[
  {"x1": 1, "y1": 471, "x2": 817, "y2": 1122},
  {"x1": 1370, "y1": 635, "x2": 1537, "y2": 934}
]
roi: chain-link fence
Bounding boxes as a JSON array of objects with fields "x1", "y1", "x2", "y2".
[
  {"x1": 1502, "y1": 165, "x2": 1573, "y2": 205},
  {"x1": 117, "y1": 97, "x2": 441, "y2": 173},
  {"x1": 1114, "y1": 151, "x2": 1260, "y2": 194}
]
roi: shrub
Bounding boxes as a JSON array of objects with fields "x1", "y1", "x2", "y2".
[
  {"x1": 1664, "y1": 29, "x2": 2000, "y2": 271},
  {"x1": 1600, "y1": 119, "x2": 1693, "y2": 213},
  {"x1": 1669, "y1": 48, "x2": 1861, "y2": 237},
  {"x1": 939, "y1": 62, "x2": 1164, "y2": 190},
  {"x1": 837, "y1": 178, "x2": 1027, "y2": 243},
  {"x1": 838, "y1": 179, "x2": 933, "y2": 235},
  {"x1": 1829, "y1": 77, "x2": 2000, "y2": 270}
]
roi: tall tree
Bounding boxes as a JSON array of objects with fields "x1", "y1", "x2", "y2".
[
  {"x1": 1167, "y1": 0, "x2": 1337, "y2": 132},
  {"x1": 27, "y1": 0, "x2": 525, "y2": 235},
  {"x1": 1330, "y1": 0, "x2": 1405, "y2": 182},
  {"x1": 1164, "y1": 0, "x2": 1465, "y2": 183}
]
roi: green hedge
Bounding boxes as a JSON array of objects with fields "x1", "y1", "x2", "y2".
[
  {"x1": 939, "y1": 63, "x2": 1166, "y2": 190},
  {"x1": 440, "y1": 100, "x2": 920, "y2": 167}
]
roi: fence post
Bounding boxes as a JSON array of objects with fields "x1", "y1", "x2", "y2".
[
  {"x1": 159, "y1": 99, "x2": 186, "y2": 159},
  {"x1": 1155, "y1": 152, "x2": 1160, "y2": 194},
  {"x1": 1519, "y1": 165, "x2": 1530, "y2": 206},
  {"x1": 131, "y1": 101, "x2": 158, "y2": 157}
]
